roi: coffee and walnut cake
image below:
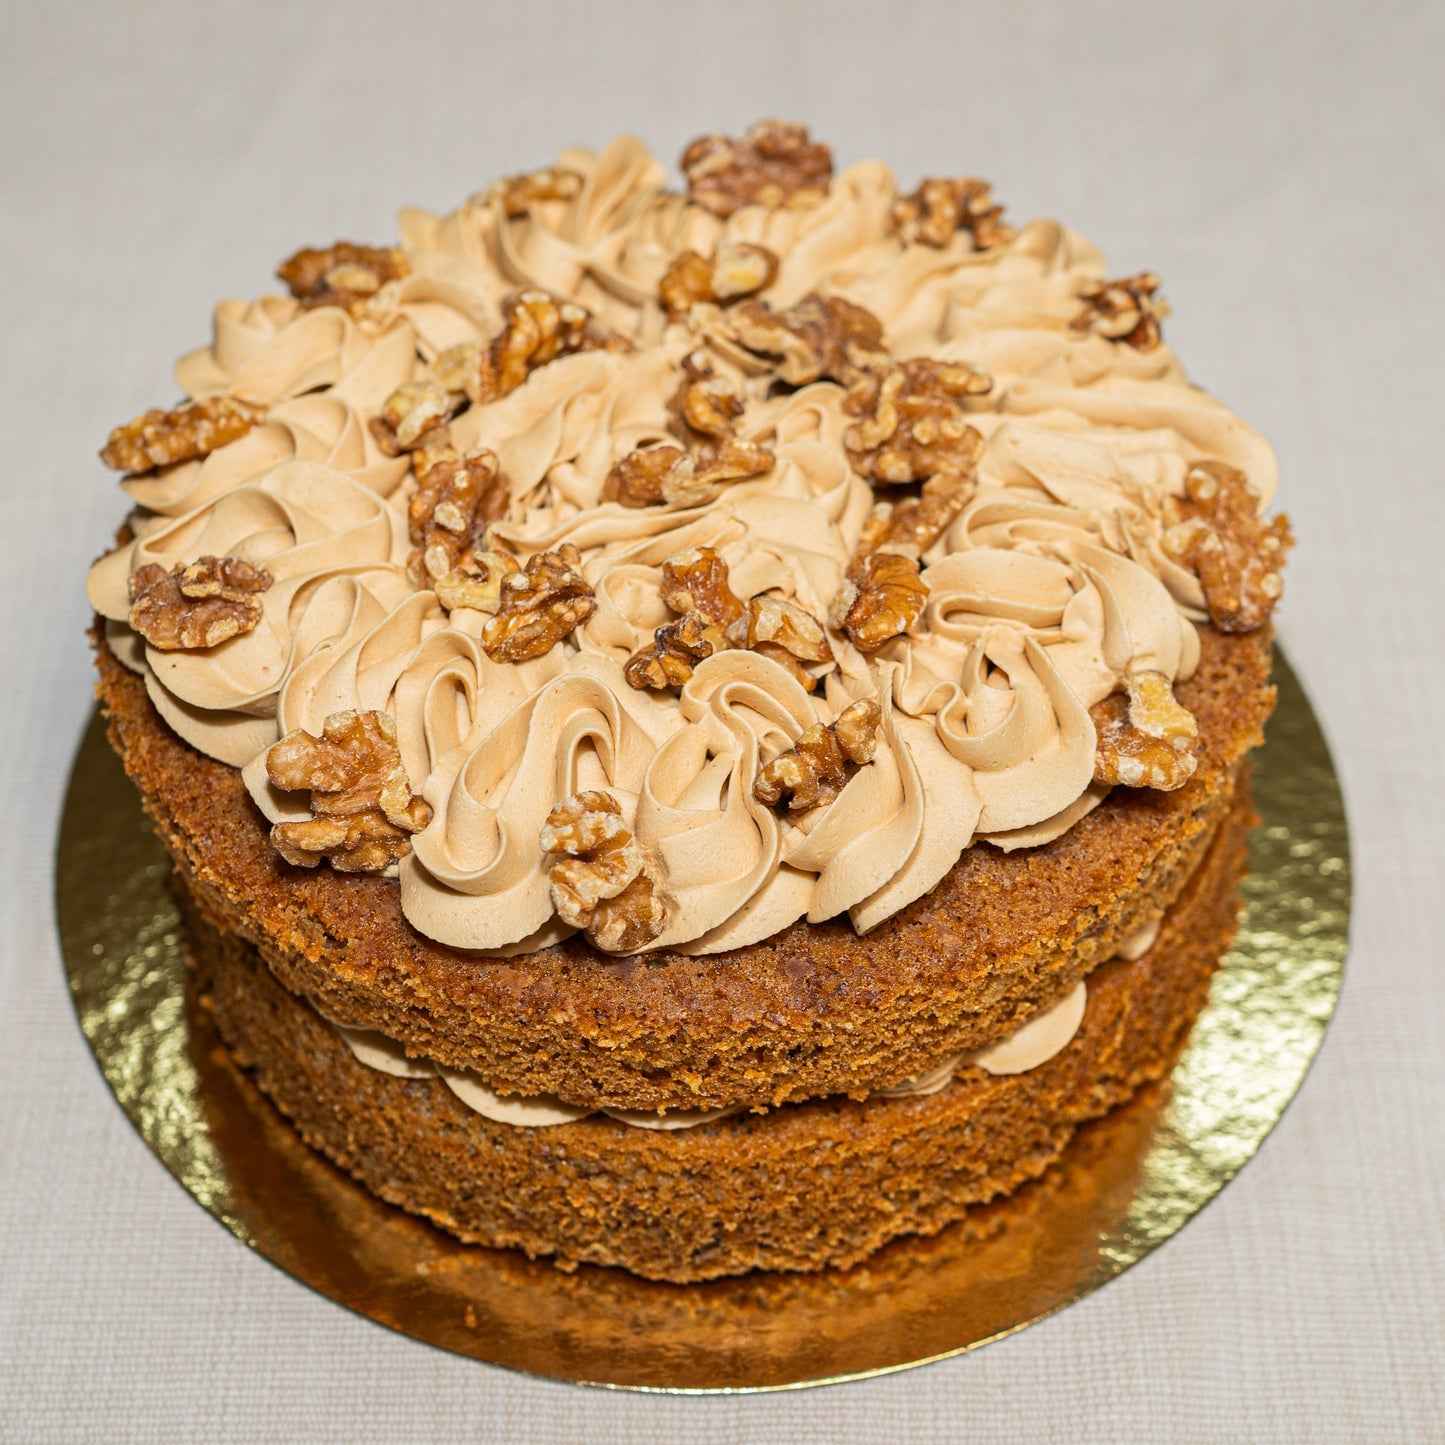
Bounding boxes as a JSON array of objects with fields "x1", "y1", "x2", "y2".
[{"x1": 88, "y1": 121, "x2": 1290, "y2": 1282}]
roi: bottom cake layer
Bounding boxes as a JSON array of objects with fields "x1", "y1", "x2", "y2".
[{"x1": 183, "y1": 785, "x2": 1251, "y2": 1283}]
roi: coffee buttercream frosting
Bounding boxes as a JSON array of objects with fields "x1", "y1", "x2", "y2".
[{"x1": 89, "y1": 131, "x2": 1278, "y2": 957}]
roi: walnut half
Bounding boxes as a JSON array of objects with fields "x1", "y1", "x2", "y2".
[
  {"x1": 754, "y1": 698, "x2": 883, "y2": 812},
  {"x1": 681, "y1": 120, "x2": 833, "y2": 217},
  {"x1": 1071, "y1": 272, "x2": 1170, "y2": 351},
  {"x1": 730, "y1": 293, "x2": 888, "y2": 387},
  {"x1": 659, "y1": 241, "x2": 779, "y2": 318},
  {"x1": 101, "y1": 396, "x2": 265, "y2": 474},
  {"x1": 267, "y1": 710, "x2": 432, "y2": 873},
  {"x1": 541, "y1": 791, "x2": 667, "y2": 953},
  {"x1": 1162, "y1": 461, "x2": 1292, "y2": 633},
  {"x1": 843, "y1": 358, "x2": 990, "y2": 485},
  {"x1": 128, "y1": 556, "x2": 272, "y2": 650},
  {"x1": 1091, "y1": 671, "x2": 1200, "y2": 791},
  {"x1": 277, "y1": 242, "x2": 410, "y2": 312},
  {"x1": 892, "y1": 177, "x2": 1013, "y2": 250},
  {"x1": 832, "y1": 549, "x2": 929, "y2": 652},
  {"x1": 481, "y1": 544, "x2": 596, "y2": 662}
]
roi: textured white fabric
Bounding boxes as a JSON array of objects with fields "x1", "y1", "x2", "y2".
[{"x1": 3, "y1": 1, "x2": 1443, "y2": 1440}]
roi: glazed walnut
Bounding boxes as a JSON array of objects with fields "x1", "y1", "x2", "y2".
[
  {"x1": 1162, "y1": 461, "x2": 1292, "y2": 634},
  {"x1": 433, "y1": 551, "x2": 520, "y2": 615},
  {"x1": 730, "y1": 293, "x2": 888, "y2": 387},
  {"x1": 266, "y1": 709, "x2": 433, "y2": 873},
  {"x1": 754, "y1": 698, "x2": 883, "y2": 812},
  {"x1": 832, "y1": 549, "x2": 929, "y2": 651},
  {"x1": 277, "y1": 242, "x2": 410, "y2": 312},
  {"x1": 370, "y1": 379, "x2": 458, "y2": 457},
  {"x1": 1071, "y1": 272, "x2": 1171, "y2": 351},
  {"x1": 481, "y1": 544, "x2": 596, "y2": 662},
  {"x1": 407, "y1": 445, "x2": 510, "y2": 587},
  {"x1": 540, "y1": 791, "x2": 666, "y2": 953},
  {"x1": 127, "y1": 556, "x2": 272, "y2": 650},
  {"x1": 623, "y1": 611, "x2": 725, "y2": 690},
  {"x1": 484, "y1": 167, "x2": 583, "y2": 218},
  {"x1": 855, "y1": 471, "x2": 974, "y2": 558},
  {"x1": 100, "y1": 396, "x2": 265, "y2": 473},
  {"x1": 726, "y1": 594, "x2": 833, "y2": 690},
  {"x1": 1091, "y1": 671, "x2": 1201, "y2": 791},
  {"x1": 471, "y1": 290, "x2": 631, "y2": 404},
  {"x1": 659, "y1": 241, "x2": 779, "y2": 318},
  {"x1": 602, "y1": 445, "x2": 693, "y2": 508},
  {"x1": 681, "y1": 120, "x2": 833, "y2": 217},
  {"x1": 892, "y1": 177, "x2": 1013, "y2": 250},
  {"x1": 843, "y1": 358, "x2": 990, "y2": 485},
  {"x1": 659, "y1": 547, "x2": 745, "y2": 629}
]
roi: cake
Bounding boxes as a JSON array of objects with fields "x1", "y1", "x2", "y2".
[{"x1": 87, "y1": 121, "x2": 1290, "y2": 1282}]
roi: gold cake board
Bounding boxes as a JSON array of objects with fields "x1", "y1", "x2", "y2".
[{"x1": 55, "y1": 651, "x2": 1348, "y2": 1392}]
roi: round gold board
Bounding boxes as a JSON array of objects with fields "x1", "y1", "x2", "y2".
[{"x1": 56, "y1": 649, "x2": 1348, "y2": 1392}]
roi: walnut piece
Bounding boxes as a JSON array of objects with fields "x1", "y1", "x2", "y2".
[
  {"x1": 892, "y1": 177, "x2": 1013, "y2": 250},
  {"x1": 730, "y1": 293, "x2": 888, "y2": 387},
  {"x1": 606, "y1": 355, "x2": 774, "y2": 508},
  {"x1": 481, "y1": 544, "x2": 596, "y2": 662},
  {"x1": 434, "y1": 550, "x2": 519, "y2": 614},
  {"x1": 725, "y1": 593, "x2": 833, "y2": 690},
  {"x1": 659, "y1": 547, "x2": 745, "y2": 628},
  {"x1": 101, "y1": 396, "x2": 265, "y2": 473},
  {"x1": 471, "y1": 289, "x2": 631, "y2": 404},
  {"x1": 833, "y1": 549, "x2": 929, "y2": 651},
  {"x1": 484, "y1": 167, "x2": 583, "y2": 218},
  {"x1": 754, "y1": 698, "x2": 883, "y2": 812},
  {"x1": 540, "y1": 791, "x2": 666, "y2": 953},
  {"x1": 370, "y1": 379, "x2": 458, "y2": 457},
  {"x1": 1162, "y1": 461, "x2": 1292, "y2": 633},
  {"x1": 267, "y1": 709, "x2": 432, "y2": 873},
  {"x1": 277, "y1": 243, "x2": 410, "y2": 312},
  {"x1": 127, "y1": 556, "x2": 272, "y2": 650},
  {"x1": 681, "y1": 120, "x2": 833, "y2": 217},
  {"x1": 1091, "y1": 672, "x2": 1200, "y2": 791},
  {"x1": 855, "y1": 471, "x2": 974, "y2": 558},
  {"x1": 1071, "y1": 272, "x2": 1171, "y2": 351},
  {"x1": 659, "y1": 241, "x2": 779, "y2": 318},
  {"x1": 843, "y1": 358, "x2": 990, "y2": 485},
  {"x1": 623, "y1": 611, "x2": 725, "y2": 690},
  {"x1": 407, "y1": 445, "x2": 510, "y2": 588}
]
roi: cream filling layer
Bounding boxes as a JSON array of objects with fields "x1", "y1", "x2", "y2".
[{"x1": 90, "y1": 134, "x2": 1278, "y2": 958}]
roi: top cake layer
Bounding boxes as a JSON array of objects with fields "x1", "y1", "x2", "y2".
[{"x1": 87, "y1": 121, "x2": 1289, "y2": 960}]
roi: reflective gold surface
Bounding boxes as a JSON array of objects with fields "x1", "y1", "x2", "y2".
[{"x1": 55, "y1": 652, "x2": 1348, "y2": 1392}]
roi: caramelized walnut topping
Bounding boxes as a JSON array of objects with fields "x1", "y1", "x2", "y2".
[
  {"x1": 267, "y1": 709, "x2": 432, "y2": 873},
  {"x1": 1091, "y1": 671, "x2": 1200, "y2": 791},
  {"x1": 730, "y1": 293, "x2": 888, "y2": 386},
  {"x1": 127, "y1": 555, "x2": 272, "y2": 651},
  {"x1": 481, "y1": 544, "x2": 595, "y2": 662},
  {"x1": 1162, "y1": 461, "x2": 1292, "y2": 633},
  {"x1": 474, "y1": 290, "x2": 631, "y2": 403},
  {"x1": 832, "y1": 549, "x2": 929, "y2": 651},
  {"x1": 407, "y1": 446, "x2": 510, "y2": 587},
  {"x1": 623, "y1": 611, "x2": 724, "y2": 690},
  {"x1": 659, "y1": 546, "x2": 745, "y2": 628},
  {"x1": 892, "y1": 177, "x2": 1013, "y2": 250},
  {"x1": 856, "y1": 471, "x2": 973, "y2": 559},
  {"x1": 681, "y1": 120, "x2": 833, "y2": 217},
  {"x1": 754, "y1": 698, "x2": 883, "y2": 812},
  {"x1": 843, "y1": 358, "x2": 990, "y2": 485},
  {"x1": 485, "y1": 167, "x2": 583, "y2": 217},
  {"x1": 540, "y1": 791, "x2": 666, "y2": 953},
  {"x1": 100, "y1": 396, "x2": 265, "y2": 473},
  {"x1": 277, "y1": 243, "x2": 410, "y2": 312},
  {"x1": 1071, "y1": 272, "x2": 1171, "y2": 351},
  {"x1": 659, "y1": 241, "x2": 779, "y2": 318}
]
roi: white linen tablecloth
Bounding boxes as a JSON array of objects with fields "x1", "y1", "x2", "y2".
[{"x1": 3, "y1": 1, "x2": 1441, "y2": 1439}]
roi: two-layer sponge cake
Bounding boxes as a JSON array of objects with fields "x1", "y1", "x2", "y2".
[{"x1": 89, "y1": 122, "x2": 1289, "y2": 1281}]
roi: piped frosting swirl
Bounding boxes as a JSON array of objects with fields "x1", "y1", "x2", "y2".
[{"x1": 89, "y1": 130, "x2": 1280, "y2": 957}]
